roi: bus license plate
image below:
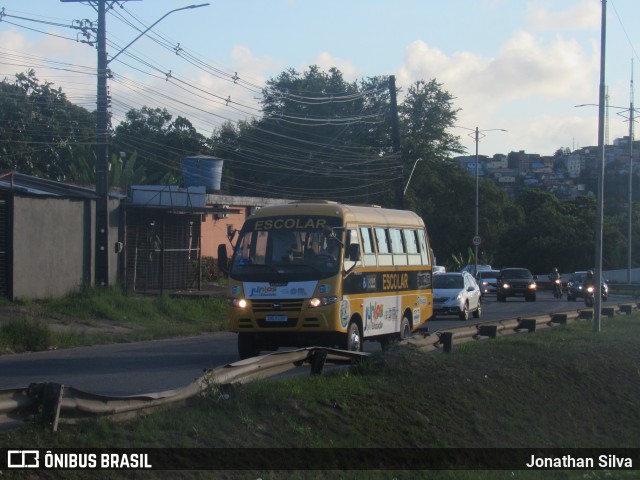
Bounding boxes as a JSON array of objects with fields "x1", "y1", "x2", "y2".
[{"x1": 266, "y1": 314, "x2": 288, "y2": 322}]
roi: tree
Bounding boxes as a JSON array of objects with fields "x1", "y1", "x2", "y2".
[
  {"x1": 398, "y1": 79, "x2": 515, "y2": 265},
  {"x1": 214, "y1": 67, "x2": 396, "y2": 202},
  {"x1": 108, "y1": 151, "x2": 148, "y2": 192},
  {"x1": 399, "y1": 79, "x2": 463, "y2": 163},
  {"x1": 495, "y1": 189, "x2": 600, "y2": 273},
  {"x1": 0, "y1": 70, "x2": 96, "y2": 182},
  {"x1": 112, "y1": 107, "x2": 212, "y2": 185}
]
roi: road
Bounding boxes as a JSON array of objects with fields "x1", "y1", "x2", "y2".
[
  {"x1": 427, "y1": 289, "x2": 593, "y2": 332},
  {"x1": 0, "y1": 291, "x2": 629, "y2": 396}
]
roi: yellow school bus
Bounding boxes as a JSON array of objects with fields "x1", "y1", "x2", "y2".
[{"x1": 218, "y1": 200, "x2": 434, "y2": 359}]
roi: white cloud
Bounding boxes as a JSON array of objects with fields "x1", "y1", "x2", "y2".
[
  {"x1": 395, "y1": 20, "x2": 601, "y2": 156},
  {"x1": 313, "y1": 52, "x2": 358, "y2": 82},
  {"x1": 526, "y1": 0, "x2": 601, "y2": 31},
  {"x1": 399, "y1": 31, "x2": 597, "y2": 101},
  {"x1": 230, "y1": 45, "x2": 280, "y2": 85}
]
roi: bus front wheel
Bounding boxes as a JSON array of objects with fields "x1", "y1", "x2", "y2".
[
  {"x1": 238, "y1": 333, "x2": 261, "y2": 359},
  {"x1": 343, "y1": 321, "x2": 362, "y2": 352}
]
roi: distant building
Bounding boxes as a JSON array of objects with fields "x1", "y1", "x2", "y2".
[
  {"x1": 487, "y1": 154, "x2": 507, "y2": 169},
  {"x1": 453, "y1": 134, "x2": 636, "y2": 201},
  {"x1": 565, "y1": 154, "x2": 582, "y2": 179}
]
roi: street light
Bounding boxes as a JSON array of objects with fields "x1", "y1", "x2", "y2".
[
  {"x1": 457, "y1": 126, "x2": 507, "y2": 274},
  {"x1": 472, "y1": 128, "x2": 507, "y2": 275},
  {"x1": 404, "y1": 158, "x2": 423, "y2": 195},
  {"x1": 108, "y1": 4, "x2": 210, "y2": 65},
  {"x1": 575, "y1": 98, "x2": 637, "y2": 285}
]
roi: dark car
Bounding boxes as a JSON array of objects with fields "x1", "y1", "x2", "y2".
[
  {"x1": 496, "y1": 268, "x2": 537, "y2": 302},
  {"x1": 566, "y1": 271, "x2": 609, "y2": 301},
  {"x1": 476, "y1": 269, "x2": 501, "y2": 295}
]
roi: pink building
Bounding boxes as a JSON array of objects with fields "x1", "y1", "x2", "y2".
[{"x1": 201, "y1": 194, "x2": 289, "y2": 259}]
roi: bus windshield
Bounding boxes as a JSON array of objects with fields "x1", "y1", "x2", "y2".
[{"x1": 230, "y1": 216, "x2": 343, "y2": 281}]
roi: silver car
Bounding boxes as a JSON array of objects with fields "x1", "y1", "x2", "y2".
[
  {"x1": 433, "y1": 272, "x2": 482, "y2": 321},
  {"x1": 476, "y1": 269, "x2": 501, "y2": 296}
]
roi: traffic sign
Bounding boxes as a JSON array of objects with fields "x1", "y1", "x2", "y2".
[{"x1": 472, "y1": 235, "x2": 482, "y2": 246}]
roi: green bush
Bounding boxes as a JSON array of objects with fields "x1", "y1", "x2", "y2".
[
  {"x1": 1, "y1": 318, "x2": 52, "y2": 352},
  {"x1": 200, "y1": 256, "x2": 219, "y2": 282}
]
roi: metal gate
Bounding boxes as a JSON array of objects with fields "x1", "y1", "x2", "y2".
[{"x1": 124, "y1": 209, "x2": 202, "y2": 294}]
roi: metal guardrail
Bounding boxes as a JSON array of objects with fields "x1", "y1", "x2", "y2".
[
  {"x1": 408, "y1": 302, "x2": 638, "y2": 353},
  {"x1": 1, "y1": 302, "x2": 637, "y2": 431},
  {"x1": 0, "y1": 348, "x2": 367, "y2": 431}
]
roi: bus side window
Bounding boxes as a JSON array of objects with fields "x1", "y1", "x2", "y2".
[
  {"x1": 389, "y1": 228, "x2": 407, "y2": 266},
  {"x1": 417, "y1": 229, "x2": 431, "y2": 266},
  {"x1": 359, "y1": 227, "x2": 377, "y2": 266},
  {"x1": 344, "y1": 228, "x2": 361, "y2": 270},
  {"x1": 404, "y1": 229, "x2": 422, "y2": 266},
  {"x1": 375, "y1": 227, "x2": 393, "y2": 267}
]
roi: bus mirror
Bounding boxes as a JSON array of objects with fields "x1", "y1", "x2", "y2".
[
  {"x1": 323, "y1": 225, "x2": 345, "y2": 246},
  {"x1": 348, "y1": 243, "x2": 360, "y2": 262},
  {"x1": 226, "y1": 224, "x2": 237, "y2": 242},
  {"x1": 217, "y1": 244, "x2": 229, "y2": 276}
]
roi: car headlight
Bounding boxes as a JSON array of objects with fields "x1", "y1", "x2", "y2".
[
  {"x1": 227, "y1": 298, "x2": 248, "y2": 309},
  {"x1": 309, "y1": 296, "x2": 340, "y2": 308},
  {"x1": 528, "y1": 283, "x2": 537, "y2": 290},
  {"x1": 502, "y1": 282, "x2": 511, "y2": 289}
]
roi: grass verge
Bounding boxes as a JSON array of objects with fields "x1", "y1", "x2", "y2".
[
  {"x1": 0, "y1": 287, "x2": 228, "y2": 353},
  {"x1": 2, "y1": 314, "x2": 640, "y2": 479}
]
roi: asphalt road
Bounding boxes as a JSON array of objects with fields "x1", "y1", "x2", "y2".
[{"x1": 0, "y1": 291, "x2": 630, "y2": 396}]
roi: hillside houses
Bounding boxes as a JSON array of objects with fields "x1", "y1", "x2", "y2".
[{"x1": 455, "y1": 135, "x2": 640, "y2": 200}]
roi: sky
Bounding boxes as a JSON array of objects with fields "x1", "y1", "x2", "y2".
[{"x1": 0, "y1": 0, "x2": 638, "y2": 158}]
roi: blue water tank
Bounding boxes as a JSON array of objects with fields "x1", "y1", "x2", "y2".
[{"x1": 181, "y1": 155, "x2": 224, "y2": 191}]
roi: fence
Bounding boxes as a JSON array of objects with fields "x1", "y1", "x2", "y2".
[{"x1": 124, "y1": 210, "x2": 202, "y2": 294}]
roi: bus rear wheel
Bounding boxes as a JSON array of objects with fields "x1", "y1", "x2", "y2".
[
  {"x1": 238, "y1": 333, "x2": 261, "y2": 359},
  {"x1": 343, "y1": 321, "x2": 362, "y2": 352},
  {"x1": 399, "y1": 317, "x2": 411, "y2": 340}
]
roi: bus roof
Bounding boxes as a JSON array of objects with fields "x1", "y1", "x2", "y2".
[{"x1": 250, "y1": 201, "x2": 425, "y2": 228}]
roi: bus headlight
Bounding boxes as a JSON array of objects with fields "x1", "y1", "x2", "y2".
[
  {"x1": 309, "y1": 296, "x2": 340, "y2": 308},
  {"x1": 228, "y1": 298, "x2": 248, "y2": 309}
]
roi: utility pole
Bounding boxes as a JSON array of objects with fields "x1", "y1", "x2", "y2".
[
  {"x1": 389, "y1": 75, "x2": 404, "y2": 210},
  {"x1": 474, "y1": 127, "x2": 480, "y2": 276},
  {"x1": 593, "y1": 0, "x2": 607, "y2": 332},
  {"x1": 61, "y1": 1, "x2": 209, "y2": 287},
  {"x1": 457, "y1": 126, "x2": 506, "y2": 274},
  {"x1": 60, "y1": 0, "x2": 122, "y2": 287},
  {"x1": 628, "y1": 59, "x2": 634, "y2": 285},
  {"x1": 576, "y1": 65, "x2": 637, "y2": 288},
  {"x1": 95, "y1": 0, "x2": 109, "y2": 287}
]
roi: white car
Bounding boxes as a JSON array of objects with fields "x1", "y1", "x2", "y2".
[{"x1": 433, "y1": 271, "x2": 482, "y2": 321}]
